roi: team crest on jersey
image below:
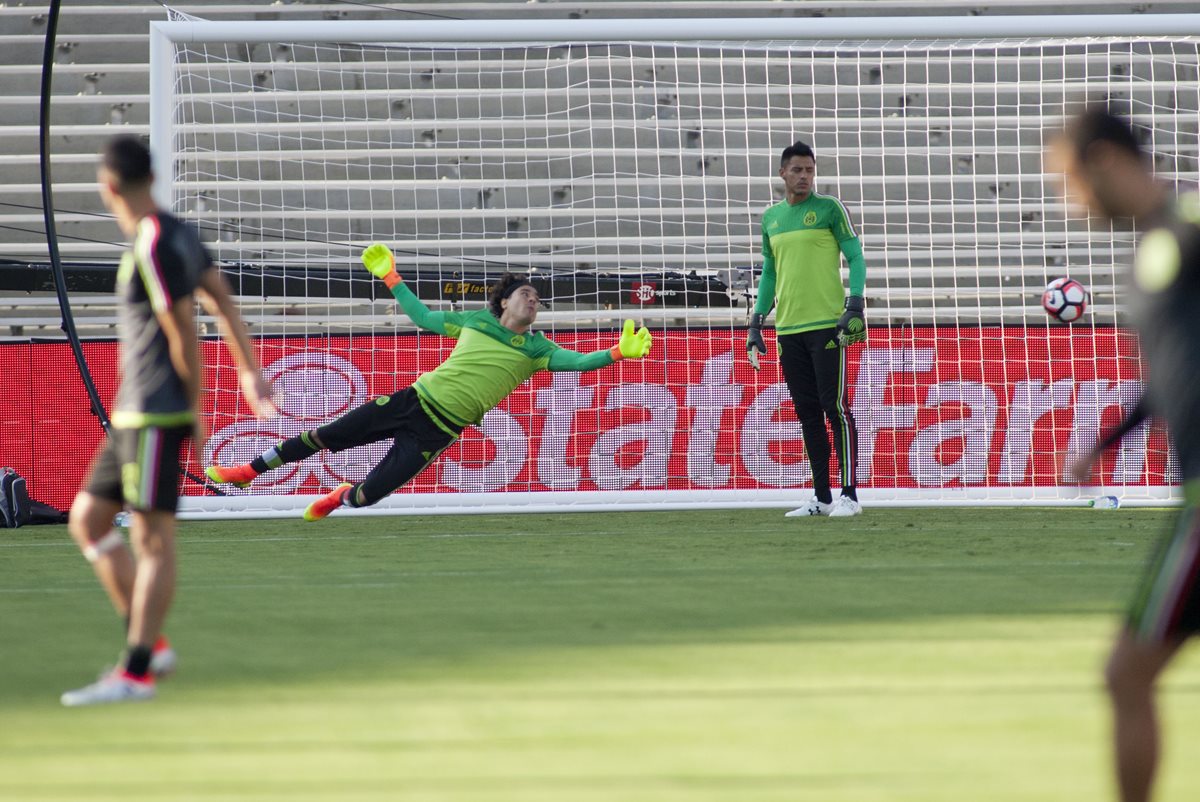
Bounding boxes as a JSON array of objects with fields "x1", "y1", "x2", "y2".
[
  {"x1": 804, "y1": 211, "x2": 818, "y2": 226},
  {"x1": 510, "y1": 334, "x2": 526, "y2": 347}
]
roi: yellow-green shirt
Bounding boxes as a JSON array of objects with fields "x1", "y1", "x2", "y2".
[
  {"x1": 753, "y1": 193, "x2": 866, "y2": 335},
  {"x1": 389, "y1": 283, "x2": 616, "y2": 427}
]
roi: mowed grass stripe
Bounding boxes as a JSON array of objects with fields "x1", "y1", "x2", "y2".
[{"x1": 3, "y1": 508, "x2": 1199, "y2": 802}]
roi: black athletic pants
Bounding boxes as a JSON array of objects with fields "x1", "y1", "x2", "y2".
[
  {"x1": 777, "y1": 327, "x2": 858, "y2": 502},
  {"x1": 314, "y1": 387, "x2": 460, "y2": 506}
]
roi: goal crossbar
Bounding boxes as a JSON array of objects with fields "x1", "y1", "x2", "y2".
[{"x1": 152, "y1": 14, "x2": 1200, "y2": 44}]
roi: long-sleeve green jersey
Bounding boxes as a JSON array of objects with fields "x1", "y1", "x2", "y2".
[
  {"x1": 753, "y1": 192, "x2": 866, "y2": 335},
  {"x1": 389, "y1": 282, "x2": 616, "y2": 427}
]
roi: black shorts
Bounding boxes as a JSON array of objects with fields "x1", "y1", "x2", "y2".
[
  {"x1": 1126, "y1": 500, "x2": 1200, "y2": 641},
  {"x1": 84, "y1": 425, "x2": 191, "y2": 513}
]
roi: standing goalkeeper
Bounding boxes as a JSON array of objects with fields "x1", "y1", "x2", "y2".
[
  {"x1": 748, "y1": 141, "x2": 866, "y2": 517},
  {"x1": 207, "y1": 244, "x2": 653, "y2": 519}
]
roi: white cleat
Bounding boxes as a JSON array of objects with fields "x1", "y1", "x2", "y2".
[
  {"x1": 785, "y1": 497, "x2": 833, "y2": 517},
  {"x1": 61, "y1": 671, "x2": 155, "y2": 707},
  {"x1": 828, "y1": 496, "x2": 863, "y2": 517}
]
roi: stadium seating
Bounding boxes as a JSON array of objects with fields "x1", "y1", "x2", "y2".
[{"x1": 0, "y1": 0, "x2": 1194, "y2": 336}]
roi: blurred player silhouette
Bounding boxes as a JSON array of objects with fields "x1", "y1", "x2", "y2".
[
  {"x1": 62, "y1": 136, "x2": 277, "y2": 706},
  {"x1": 1052, "y1": 106, "x2": 1200, "y2": 802}
]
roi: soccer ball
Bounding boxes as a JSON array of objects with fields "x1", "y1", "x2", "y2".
[{"x1": 1042, "y1": 277, "x2": 1089, "y2": 323}]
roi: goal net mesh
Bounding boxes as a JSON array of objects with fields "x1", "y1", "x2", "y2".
[{"x1": 161, "y1": 28, "x2": 1199, "y2": 514}]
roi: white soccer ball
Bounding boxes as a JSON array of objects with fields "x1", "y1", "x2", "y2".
[{"x1": 1042, "y1": 277, "x2": 1089, "y2": 323}]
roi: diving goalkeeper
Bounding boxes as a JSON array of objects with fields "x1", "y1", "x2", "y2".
[{"x1": 206, "y1": 244, "x2": 653, "y2": 520}]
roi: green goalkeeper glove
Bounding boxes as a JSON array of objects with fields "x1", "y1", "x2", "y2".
[
  {"x1": 836, "y1": 295, "x2": 867, "y2": 347},
  {"x1": 746, "y1": 312, "x2": 767, "y2": 370},
  {"x1": 361, "y1": 242, "x2": 402, "y2": 288},
  {"x1": 609, "y1": 319, "x2": 653, "y2": 360}
]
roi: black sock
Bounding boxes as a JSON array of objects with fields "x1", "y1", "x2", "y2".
[
  {"x1": 815, "y1": 490, "x2": 833, "y2": 505},
  {"x1": 251, "y1": 433, "x2": 321, "y2": 473},
  {"x1": 124, "y1": 644, "x2": 153, "y2": 679},
  {"x1": 842, "y1": 487, "x2": 858, "y2": 502},
  {"x1": 342, "y1": 484, "x2": 361, "y2": 508}
]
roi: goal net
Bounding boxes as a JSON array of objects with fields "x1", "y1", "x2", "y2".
[{"x1": 147, "y1": 16, "x2": 1199, "y2": 517}]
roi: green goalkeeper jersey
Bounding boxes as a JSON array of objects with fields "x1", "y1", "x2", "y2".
[
  {"x1": 753, "y1": 192, "x2": 866, "y2": 335},
  {"x1": 388, "y1": 282, "x2": 616, "y2": 428}
]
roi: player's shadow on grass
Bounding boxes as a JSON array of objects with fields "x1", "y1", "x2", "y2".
[{"x1": 9, "y1": 507, "x2": 1168, "y2": 699}]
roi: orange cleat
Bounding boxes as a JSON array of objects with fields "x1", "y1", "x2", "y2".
[
  {"x1": 205, "y1": 464, "x2": 258, "y2": 488},
  {"x1": 304, "y1": 483, "x2": 353, "y2": 522}
]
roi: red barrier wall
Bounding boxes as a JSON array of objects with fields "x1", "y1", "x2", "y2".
[{"x1": 0, "y1": 326, "x2": 1170, "y2": 512}]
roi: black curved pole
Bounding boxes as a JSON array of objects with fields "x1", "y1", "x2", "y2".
[
  {"x1": 39, "y1": 2, "x2": 221, "y2": 495},
  {"x1": 39, "y1": 0, "x2": 111, "y2": 434}
]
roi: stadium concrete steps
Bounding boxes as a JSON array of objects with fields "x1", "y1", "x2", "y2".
[{"x1": 0, "y1": 0, "x2": 1190, "y2": 327}]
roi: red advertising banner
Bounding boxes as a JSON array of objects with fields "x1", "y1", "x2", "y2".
[{"x1": 0, "y1": 326, "x2": 1172, "y2": 512}]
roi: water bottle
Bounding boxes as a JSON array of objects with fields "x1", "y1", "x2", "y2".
[{"x1": 1089, "y1": 495, "x2": 1120, "y2": 510}]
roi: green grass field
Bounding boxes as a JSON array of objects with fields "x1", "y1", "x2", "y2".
[{"x1": 3, "y1": 508, "x2": 1199, "y2": 802}]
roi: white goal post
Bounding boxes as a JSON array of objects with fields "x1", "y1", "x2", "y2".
[{"x1": 146, "y1": 14, "x2": 1200, "y2": 517}]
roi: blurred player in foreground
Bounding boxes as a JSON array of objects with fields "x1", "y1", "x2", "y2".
[
  {"x1": 1051, "y1": 106, "x2": 1200, "y2": 802},
  {"x1": 747, "y1": 141, "x2": 867, "y2": 517},
  {"x1": 62, "y1": 136, "x2": 277, "y2": 706},
  {"x1": 206, "y1": 243, "x2": 653, "y2": 520}
]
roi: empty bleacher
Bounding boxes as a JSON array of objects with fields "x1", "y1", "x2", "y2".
[{"x1": 2, "y1": 0, "x2": 1198, "y2": 337}]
